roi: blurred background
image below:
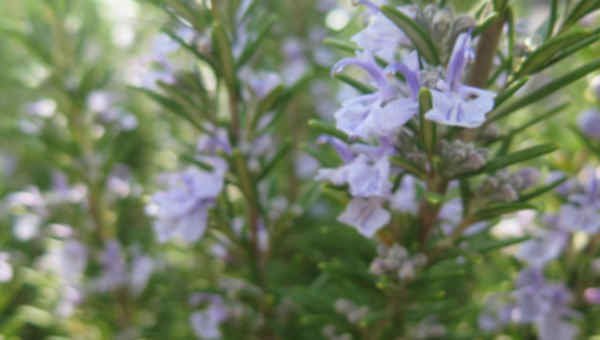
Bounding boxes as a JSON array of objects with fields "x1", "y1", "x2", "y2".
[{"x1": 0, "y1": 0, "x2": 599, "y2": 339}]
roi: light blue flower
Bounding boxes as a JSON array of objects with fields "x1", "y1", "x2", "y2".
[
  {"x1": 337, "y1": 197, "x2": 391, "y2": 237},
  {"x1": 190, "y1": 294, "x2": 227, "y2": 339},
  {"x1": 332, "y1": 53, "x2": 418, "y2": 139},
  {"x1": 425, "y1": 32, "x2": 496, "y2": 128},
  {"x1": 149, "y1": 157, "x2": 227, "y2": 243},
  {"x1": 351, "y1": 2, "x2": 416, "y2": 62}
]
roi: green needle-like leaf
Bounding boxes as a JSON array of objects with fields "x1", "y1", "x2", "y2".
[
  {"x1": 519, "y1": 177, "x2": 568, "y2": 202},
  {"x1": 236, "y1": 15, "x2": 276, "y2": 69},
  {"x1": 562, "y1": 0, "x2": 600, "y2": 31},
  {"x1": 484, "y1": 143, "x2": 557, "y2": 173},
  {"x1": 334, "y1": 74, "x2": 375, "y2": 94},
  {"x1": 489, "y1": 58, "x2": 600, "y2": 122},
  {"x1": 323, "y1": 38, "x2": 359, "y2": 54},
  {"x1": 380, "y1": 5, "x2": 441, "y2": 65},
  {"x1": 308, "y1": 119, "x2": 351, "y2": 143},
  {"x1": 515, "y1": 30, "x2": 591, "y2": 77},
  {"x1": 474, "y1": 203, "x2": 537, "y2": 220}
]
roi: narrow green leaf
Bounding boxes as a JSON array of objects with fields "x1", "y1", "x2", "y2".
[
  {"x1": 260, "y1": 73, "x2": 314, "y2": 134},
  {"x1": 232, "y1": 149, "x2": 257, "y2": 202},
  {"x1": 494, "y1": 77, "x2": 528, "y2": 107},
  {"x1": 474, "y1": 203, "x2": 536, "y2": 220},
  {"x1": 546, "y1": 0, "x2": 558, "y2": 39},
  {"x1": 484, "y1": 144, "x2": 557, "y2": 173},
  {"x1": 505, "y1": 103, "x2": 567, "y2": 138},
  {"x1": 323, "y1": 38, "x2": 359, "y2": 54},
  {"x1": 470, "y1": 235, "x2": 531, "y2": 252},
  {"x1": 562, "y1": 0, "x2": 600, "y2": 31},
  {"x1": 380, "y1": 5, "x2": 441, "y2": 65},
  {"x1": 419, "y1": 88, "x2": 435, "y2": 157},
  {"x1": 506, "y1": 6, "x2": 515, "y2": 72},
  {"x1": 301, "y1": 143, "x2": 337, "y2": 168},
  {"x1": 543, "y1": 27, "x2": 600, "y2": 70},
  {"x1": 162, "y1": 29, "x2": 218, "y2": 71},
  {"x1": 571, "y1": 125, "x2": 600, "y2": 158},
  {"x1": 515, "y1": 30, "x2": 591, "y2": 77},
  {"x1": 250, "y1": 85, "x2": 286, "y2": 132},
  {"x1": 257, "y1": 139, "x2": 292, "y2": 181},
  {"x1": 131, "y1": 87, "x2": 205, "y2": 132},
  {"x1": 519, "y1": 177, "x2": 568, "y2": 202},
  {"x1": 212, "y1": 22, "x2": 237, "y2": 94},
  {"x1": 390, "y1": 156, "x2": 425, "y2": 179},
  {"x1": 321, "y1": 184, "x2": 350, "y2": 205},
  {"x1": 459, "y1": 179, "x2": 472, "y2": 216},
  {"x1": 489, "y1": 58, "x2": 600, "y2": 122},
  {"x1": 308, "y1": 119, "x2": 350, "y2": 143},
  {"x1": 236, "y1": 15, "x2": 276, "y2": 69},
  {"x1": 180, "y1": 154, "x2": 215, "y2": 171},
  {"x1": 334, "y1": 74, "x2": 375, "y2": 94}
]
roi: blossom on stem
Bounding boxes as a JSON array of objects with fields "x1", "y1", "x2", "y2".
[
  {"x1": 337, "y1": 197, "x2": 390, "y2": 237},
  {"x1": 190, "y1": 295, "x2": 228, "y2": 339},
  {"x1": 425, "y1": 32, "x2": 496, "y2": 128},
  {"x1": 332, "y1": 53, "x2": 418, "y2": 139},
  {"x1": 148, "y1": 157, "x2": 227, "y2": 244},
  {"x1": 351, "y1": 2, "x2": 416, "y2": 62}
]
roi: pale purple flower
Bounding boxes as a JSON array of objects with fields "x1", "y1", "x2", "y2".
[
  {"x1": 40, "y1": 240, "x2": 87, "y2": 317},
  {"x1": 578, "y1": 109, "x2": 600, "y2": 139},
  {"x1": 0, "y1": 152, "x2": 16, "y2": 177},
  {"x1": 190, "y1": 295, "x2": 228, "y2": 339},
  {"x1": 6, "y1": 186, "x2": 45, "y2": 210},
  {"x1": 129, "y1": 255, "x2": 155, "y2": 295},
  {"x1": 351, "y1": 5, "x2": 416, "y2": 62},
  {"x1": 59, "y1": 241, "x2": 88, "y2": 282},
  {"x1": 95, "y1": 240, "x2": 127, "y2": 292},
  {"x1": 26, "y1": 98, "x2": 56, "y2": 117},
  {"x1": 119, "y1": 114, "x2": 138, "y2": 130},
  {"x1": 197, "y1": 128, "x2": 232, "y2": 155},
  {"x1": 87, "y1": 91, "x2": 117, "y2": 113},
  {"x1": 389, "y1": 175, "x2": 420, "y2": 214},
  {"x1": 337, "y1": 197, "x2": 390, "y2": 237},
  {"x1": 151, "y1": 34, "x2": 180, "y2": 62},
  {"x1": 149, "y1": 158, "x2": 227, "y2": 243},
  {"x1": 332, "y1": 53, "x2": 418, "y2": 139},
  {"x1": 584, "y1": 288, "x2": 600, "y2": 304},
  {"x1": 425, "y1": 32, "x2": 496, "y2": 127},
  {"x1": 107, "y1": 165, "x2": 133, "y2": 198},
  {"x1": 590, "y1": 75, "x2": 600, "y2": 100},
  {"x1": 537, "y1": 310, "x2": 578, "y2": 340},
  {"x1": 515, "y1": 230, "x2": 568, "y2": 267},
  {"x1": 438, "y1": 198, "x2": 488, "y2": 235},
  {"x1": 317, "y1": 154, "x2": 392, "y2": 198},
  {"x1": 509, "y1": 268, "x2": 578, "y2": 340},
  {"x1": 13, "y1": 213, "x2": 41, "y2": 241},
  {"x1": 295, "y1": 152, "x2": 320, "y2": 179},
  {"x1": 557, "y1": 204, "x2": 600, "y2": 234},
  {"x1": 239, "y1": 69, "x2": 281, "y2": 99},
  {"x1": 0, "y1": 252, "x2": 13, "y2": 282},
  {"x1": 568, "y1": 168, "x2": 600, "y2": 207},
  {"x1": 478, "y1": 294, "x2": 513, "y2": 331}
]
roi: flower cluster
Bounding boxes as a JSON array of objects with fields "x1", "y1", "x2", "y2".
[{"x1": 318, "y1": 2, "x2": 496, "y2": 238}]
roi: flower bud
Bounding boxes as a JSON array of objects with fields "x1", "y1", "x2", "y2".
[{"x1": 432, "y1": 9, "x2": 453, "y2": 41}]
